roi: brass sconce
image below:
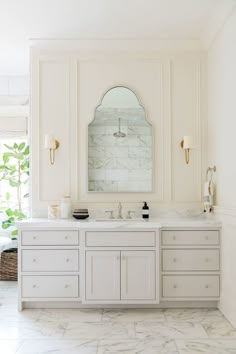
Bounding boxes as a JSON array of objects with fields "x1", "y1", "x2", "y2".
[
  {"x1": 44, "y1": 134, "x2": 60, "y2": 165},
  {"x1": 180, "y1": 136, "x2": 194, "y2": 165}
]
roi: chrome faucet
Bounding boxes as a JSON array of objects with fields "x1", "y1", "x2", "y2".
[{"x1": 117, "y1": 202, "x2": 123, "y2": 219}]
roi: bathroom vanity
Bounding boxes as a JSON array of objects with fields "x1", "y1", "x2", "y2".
[{"x1": 17, "y1": 219, "x2": 221, "y2": 311}]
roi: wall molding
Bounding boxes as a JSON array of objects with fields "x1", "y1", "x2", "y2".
[{"x1": 30, "y1": 46, "x2": 206, "y2": 212}]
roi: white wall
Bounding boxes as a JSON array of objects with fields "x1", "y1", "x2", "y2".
[
  {"x1": 207, "y1": 7, "x2": 236, "y2": 327},
  {"x1": 30, "y1": 41, "x2": 206, "y2": 215}
]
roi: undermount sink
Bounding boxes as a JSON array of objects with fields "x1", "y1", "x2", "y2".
[{"x1": 95, "y1": 218, "x2": 145, "y2": 222}]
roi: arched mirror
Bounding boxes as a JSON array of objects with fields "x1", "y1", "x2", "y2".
[{"x1": 88, "y1": 86, "x2": 153, "y2": 192}]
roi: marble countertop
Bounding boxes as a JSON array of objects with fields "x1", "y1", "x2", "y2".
[{"x1": 16, "y1": 216, "x2": 221, "y2": 229}]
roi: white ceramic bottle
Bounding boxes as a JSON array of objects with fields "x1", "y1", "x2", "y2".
[{"x1": 60, "y1": 196, "x2": 72, "y2": 219}]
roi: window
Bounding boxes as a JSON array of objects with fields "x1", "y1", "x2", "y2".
[
  {"x1": 0, "y1": 138, "x2": 29, "y2": 215},
  {"x1": 0, "y1": 115, "x2": 29, "y2": 236}
]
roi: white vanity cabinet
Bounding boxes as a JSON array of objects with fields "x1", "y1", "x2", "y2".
[
  {"x1": 81, "y1": 230, "x2": 159, "y2": 304},
  {"x1": 18, "y1": 221, "x2": 221, "y2": 310},
  {"x1": 85, "y1": 250, "x2": 156, "y2": 301},
  {"x1": 18, "y1": 228, "x2": 80, "y2": 310},
  {"x1": 85, "y1": 251, "x2": 121, "y2": 300},
  {"x1": 161, "y1": 228, "x2": 220, "y2": 300}
]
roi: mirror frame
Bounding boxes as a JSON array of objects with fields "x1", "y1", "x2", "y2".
[{"x1": 87, "y1": 85, "x2": 154, "y2": 193}]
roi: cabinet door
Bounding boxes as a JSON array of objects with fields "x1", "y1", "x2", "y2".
[
  {"x1": 121, "y1": 251, "x2": 155, "y2": 300},
  {"x1": 86, "y1": 251, "x2": 120, "y2": 300}
]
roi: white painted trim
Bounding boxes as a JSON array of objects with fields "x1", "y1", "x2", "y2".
[{"x1": 30, "y1": 39, "x2": 203, "y2": 52}]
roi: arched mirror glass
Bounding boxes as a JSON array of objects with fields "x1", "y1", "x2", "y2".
[{"x1": 88, "y1": 86, "x2": 153, "y2": 192}]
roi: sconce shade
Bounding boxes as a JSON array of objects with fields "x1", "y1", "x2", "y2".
[
  {"x1": 183, "y1": 135, "x2": 194, "y2": 149},
  {"x1": 44, "y1": 134, "x2": 60, "y2": 165},
  {"x1": 44, "y1": 134, "x2": 56, "y2": 149}
]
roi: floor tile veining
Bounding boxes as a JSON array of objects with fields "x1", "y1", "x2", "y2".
[{"x1": 1, "y1": 282, "x2": 236, "y2": 353}]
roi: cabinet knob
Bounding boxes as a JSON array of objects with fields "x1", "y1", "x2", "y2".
[
  {"x1": 65, "y1": 284, "x2": 69, "y2": 288},
  {"x1": 173, "y1": 258, "x2": 177, "y2": 263},
  {"x1": 33, "y1": 258, "x2": 37, "y2": 263},
  {"x1": 205, "y1": 258, "x2": 209, "y2": 263},
  {"x1": 173, "y1": 284, "x2": 177, "y2": 289},
  {"x1": 33, "y1": 284, "x2": 37, "y2": 288},
  {"x1": 33, "y1": 236, "x2": 36, "y2": 240},
  {"x1": 66, "y1": 258, "x2": 70, "y2": 263},
  {"x1": 65, "y1": 236, "x2": 69, "y2": 240},
  {"x1": 205, "y1": 284, "x2": 209, "y2": 289},
  {"x1": 205, "y1": 235, "x2": 209, "y2": 240}
]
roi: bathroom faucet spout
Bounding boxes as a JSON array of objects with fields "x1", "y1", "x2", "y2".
[{"x1": 118, "y1": 202, "x2": 123, "y2": 219}]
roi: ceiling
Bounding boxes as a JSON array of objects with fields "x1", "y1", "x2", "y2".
[{"x1": 0, "y1": 0, "x2": 234, "y2": 74}]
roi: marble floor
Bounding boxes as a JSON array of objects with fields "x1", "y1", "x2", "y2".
[{"x1": 1, "y1": 282, "x2": 236, "y2": 353}]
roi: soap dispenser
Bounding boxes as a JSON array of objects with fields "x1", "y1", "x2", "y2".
[{"x1": 142, "y1": 201, "x2": 149, "y2": 219}]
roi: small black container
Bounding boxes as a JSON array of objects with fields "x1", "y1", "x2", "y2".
[
  {"x1": 72, "y1": 208, "x2": 89, "y2": 220},
  {"x1": 142, "y1": 201, "x2": 149, "y2": 219}
]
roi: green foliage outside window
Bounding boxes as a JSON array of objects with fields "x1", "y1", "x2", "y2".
[{"x1": 0, "y1": 142, "x2": 30, "y2": 238}]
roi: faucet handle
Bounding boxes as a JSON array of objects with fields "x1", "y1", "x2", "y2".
[
  {"x1": 105, "y1": 210, "x2": 115, "y2": 219},
  {"x1": 126, "y1": 210, "x2": 135, "y2": 219}
]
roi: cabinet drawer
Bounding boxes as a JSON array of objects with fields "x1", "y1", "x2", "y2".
[
  {"x1": 85, "y1": 231, "x2": 156, "y2": 247},
  {"x1": 162, "y1": 249, "x2": 220, "y2": 271},
  {"x1": 22, "y1": 250, "x2": 79, "y2": 272},
  {"x1": 162, "y1": 275, "x2": 220, "y2": 298},
  {"x1": 22, "y1": 275, "x2": 79, "y2": 298},
  {"x1": 21, "y1": 230, "x2": 79, "y2": 246},
  {"x1": 162, "y1": 230, "x2": 219, "y2": 246}
]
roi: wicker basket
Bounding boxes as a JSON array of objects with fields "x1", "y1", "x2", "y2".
[{"x1": 0, "y1": 248, "x2": 18, "y2": 281}]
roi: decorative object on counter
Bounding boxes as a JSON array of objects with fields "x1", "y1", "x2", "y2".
[
  {"x1": 48, "y1": 204, "x2": 60, "y2": 219},
  {"x1": 180, "y1": 135, "x2": 194, "y2": 164},
  {"x1": 142, "y1": 201, "x2": 149, "y2": 219},
  {"x1": 73, "y1": 208, "x2": 89, "y2": 220},
  {"x1": 0, "y1": 248, "x2": 17, "y2": 280},
  {"x1": 44, "y1": 134, "x2": 60, "y2": 165},
  {"x1": 204, "y1": 166, "x2": 216, "y2": 213},
  {"x1": 60, "y1": 195, "x2": 72, "y2": 219}
]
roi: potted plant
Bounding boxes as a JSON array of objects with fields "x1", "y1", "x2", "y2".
[{"x1": 0, "y1": 141, "x2": 29, "y2": 280}]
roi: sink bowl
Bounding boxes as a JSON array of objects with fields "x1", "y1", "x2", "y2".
[{"x1": 95, "y1": 218, "x2": 145, "y2": 222}]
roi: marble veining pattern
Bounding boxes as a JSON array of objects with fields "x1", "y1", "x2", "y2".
[
  {"x1": 88, "y1": 110, "x2": 153, "y2": 192},
  {"x1": 1, "y1": 282, "x2": 236, "y2": 353}
]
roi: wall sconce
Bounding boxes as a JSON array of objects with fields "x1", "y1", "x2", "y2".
[
  {"x1": 44, "y1": 134, "x2": 60, "y2": 165},
  {"x1": 180, "y1": 135, "x2": 194, "y2": 165}
]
